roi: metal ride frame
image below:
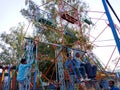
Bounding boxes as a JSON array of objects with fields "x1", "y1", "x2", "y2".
[
  {"x1": 21, "y1": 0, "x2": 97, "y2": 90},
  {"x1": 21, "y1": 0, "x2": 120, "y2": 89},
  {"x1": 84, "y1": 0, "x2": 120, "y2": 73},
  {"x1": 102, "y1": 0, "x2": 120, "y2": 72},
  {"x1": 2, "y1": 0, "x2": 119, "y2": 90}
]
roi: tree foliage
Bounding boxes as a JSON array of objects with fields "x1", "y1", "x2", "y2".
[
  {"x1": 0, "y1": 23, "x2": 25, "y2": 65},
  {"x1": 39, "y1": 0, "x2": 93, "y2": 52},
  {"x1": 0, "y1": 0, "x2": 95, "y2": 79}
]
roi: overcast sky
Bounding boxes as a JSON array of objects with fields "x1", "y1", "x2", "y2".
[{"x1": 0, "y1": 0, "x2": 120, "y2": 71}]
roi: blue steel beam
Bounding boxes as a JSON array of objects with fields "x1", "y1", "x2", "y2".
[{"x1": 102, "y1": 0, "x2": 120, "y2": 54}]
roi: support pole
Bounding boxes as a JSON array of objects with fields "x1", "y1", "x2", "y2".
[
  {"x1": 8, "y1": 65, "x2": 11, "y2": 90},
  {"x1": 33, "y1": 69, "x2": 37, "y2": 90},
  {"x1": 56, "y1": 47, "x2": 66, "y2": 90},
  {"x1": 102, "y1": 0, "x2": 120, "y2": 54},
  {"x1": 25, "y1": 38, "x2": 34, "y2": 90}
]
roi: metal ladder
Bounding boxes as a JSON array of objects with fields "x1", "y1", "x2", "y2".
[
  {"x1": 56, "y1": 47, "x2": 66, "y2": 90},
  {"x1": 24, "y1": 38, "x2": 34, "y2": 90}
]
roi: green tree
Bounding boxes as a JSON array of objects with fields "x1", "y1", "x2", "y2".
[
  {"x1": 37, "y1": 0, "x2": 95, "y2": 82},
  {"x1": 0, "y1": 23, "x2": 26, "y2": 65},
  {"x1": 22, "y1": 0, "x2": 90, "y2": 47},
  {"x1": 21, "y1": 0, "x2": 94, "y2": 81},
  {"x1": 39, "y1": 0, "x2": 92, "y2": 50}
]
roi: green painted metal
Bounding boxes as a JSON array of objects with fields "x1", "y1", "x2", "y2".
[
  {"x1": 38, "y1": 17, "x2": 55, "y2": 27},
  {"x1": 84, "y1": 18, "x2": 93, "y2": 25}
]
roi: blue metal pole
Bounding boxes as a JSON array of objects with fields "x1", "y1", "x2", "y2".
[
  {"x1": 8, "y1": 65, "x2": 11, "y2": 90},
  {"x1": 33, "y1": 70, "x2": 37, "y2": 90},
  {"x1": 102, "y1": 0, "x2": 120, "y2": 54}
]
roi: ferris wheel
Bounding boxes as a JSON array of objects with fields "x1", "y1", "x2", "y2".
[{"x1": 18, "y1": 0, "x2": 120, "y2": 89}]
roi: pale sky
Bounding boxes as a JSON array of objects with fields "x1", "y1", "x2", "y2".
[
  {"x1": 84, "y1": 0, "x2": 120, "y2": 71},
  {"x1": 0, "y1": 0, "x2": 120, "y2": 71},
  {"x1": 0, "y1": 0, "x2": 26, "y2": 33}
]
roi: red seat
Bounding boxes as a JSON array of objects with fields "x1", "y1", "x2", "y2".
[{"x1": 61, "y1": 13, "x2": 78, "y2": 24}]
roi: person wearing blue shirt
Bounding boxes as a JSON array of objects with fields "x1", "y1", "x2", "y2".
[
  {"x1": 17, "y1": 58, "x2": 33, "y2": 90},
  {"x1": 109, "y1": 80, "x2": 120, "y2": 90},
  {"x1": 73, "y1": 52, "x2": 83, "y2": 80}
]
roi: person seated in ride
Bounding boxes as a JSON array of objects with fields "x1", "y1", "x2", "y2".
[
  {"x1": 73, "y1": 52, "x2": 86, "y2": 80},
  {"x1": 83, "y1": 57, "x2": 97, "y2": 80},
  {"x1": 73, "y1": 52, "x2": 97, "y2": 80}
]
